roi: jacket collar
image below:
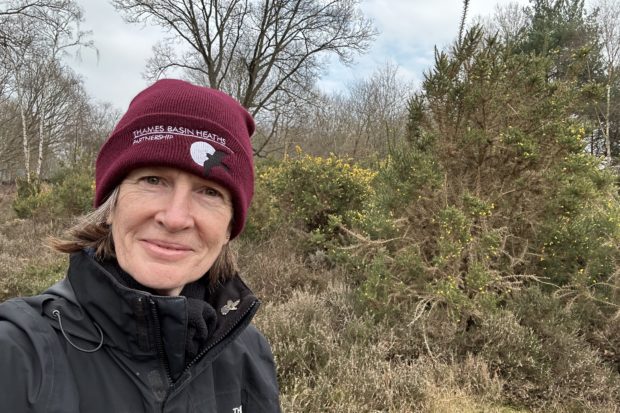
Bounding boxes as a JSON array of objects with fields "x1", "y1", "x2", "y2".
[{"x1": 41, "y1": 250, "x2": 259, "y2": 380}]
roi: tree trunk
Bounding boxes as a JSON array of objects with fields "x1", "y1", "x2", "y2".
[
  {"x1": 605, "y1": 83, "x2": 611, "y2": 162},
  {"x1": 20, "y1": 103, "x2": 30, "y2": 182},
  {"x1": 36, "y1": 113, "x2": 44, "y2": 178}
]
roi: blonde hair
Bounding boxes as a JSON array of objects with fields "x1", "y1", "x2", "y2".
[{"x1": 48, "y1": 186, "x2": 238, "y2": 285}]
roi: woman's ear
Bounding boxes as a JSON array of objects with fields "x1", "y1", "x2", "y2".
[{"x1": 226, "y1": 221, "x2": 233, "y2": 242}]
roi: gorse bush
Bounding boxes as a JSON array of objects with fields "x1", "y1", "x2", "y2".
[
  {"x1": 251, "y1": 26, "x2": 620, "y2": 411},
  {"x1": 537, "y1": 152, "x2": 620, "y2": 286},
  {"x1": 263, "y1": 149, "x2": 377, "y2": 230},
  {"x1": 247, "y1": 149, "x2": 393, "y2": 259},
  {"x1": 12, "y1": 162, "x2": 94, "y2": 220}
]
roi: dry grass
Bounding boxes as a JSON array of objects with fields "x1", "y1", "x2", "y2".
[
  {"x1": 2, "y1": 185, "x2": 619, "y2": 412},
  {"x1": 237, "y1": 228, "x2": 340, "y2": 304},
  {"x1": 0, "y1": 185, "x2": 66, "y2": 300},
  {"x1": 253, "y1": 284, "x2": 520, "y2": 413}
]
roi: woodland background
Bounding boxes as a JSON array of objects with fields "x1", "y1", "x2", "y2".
[{"x1": 2, "y1": 0, "x2": 620, "y2": 411}]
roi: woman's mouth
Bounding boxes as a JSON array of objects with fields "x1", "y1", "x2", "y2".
[{"x1": 140, "y1": 239, "x2": 193, "y2": 259}]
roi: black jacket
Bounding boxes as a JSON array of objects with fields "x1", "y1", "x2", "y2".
[{"x1": 0, "y1": 250, "x2": 280, "y2": 412}]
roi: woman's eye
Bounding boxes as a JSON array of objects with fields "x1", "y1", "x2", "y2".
[
  {"x1": 200, "y1": 187, "x2": 222, "y2": 198},
  {"x1": 141, "y1": 176, "x2": 161, "y2": 185}
]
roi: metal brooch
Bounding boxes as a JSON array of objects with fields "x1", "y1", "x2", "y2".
[{"x1": 221, "y1": 299, "x2": 240, "y2": 315}]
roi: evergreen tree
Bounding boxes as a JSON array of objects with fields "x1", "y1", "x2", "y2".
[{"x1": 518, "y1": 0, "x2": 603, "y2": 81}]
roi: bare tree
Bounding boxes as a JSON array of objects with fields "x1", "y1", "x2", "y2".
[
  {"x1": 112, "y1": 0, "x2": 377, "y2": 118},
  {"x1": 593, "y1": 0, "x2": 620, "y2": 163},
  {"x1": 283, "y1": 62, "x2": 410, "y2": 158},
  {"x1": 491, "y1": 3, "x2": 524, "y2": 40},
  {"x1": 0, "y1": 0, "x2": 91, "y2": 180},
  {"x1": 485, "y1": 2, "x2": 528, "y2": 44},
  {"x1": 0, "y1": 0, "x2": 88, "y2": 51},
  {"x1": 35, "y1": 63, "x2": 82, "y2": 174},
  {"x1": 346, "y1": 62, "x2": 410, "y2": 156}
]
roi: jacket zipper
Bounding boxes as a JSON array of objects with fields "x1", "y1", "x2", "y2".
[
  {"x1": 184, "y1": 299, "x2": 258, "y2": 372},
  {"x1": 157, "y1": 298, "x2": 258, "y2": 409},
  {"x1": 149, "y1": 298, "x2": 173, "y2": 407}
]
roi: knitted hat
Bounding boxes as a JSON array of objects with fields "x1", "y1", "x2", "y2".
[{"x1": 95, "y1": 79, "x2": 255, "y2": 239}]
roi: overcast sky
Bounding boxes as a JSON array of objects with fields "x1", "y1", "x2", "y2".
[{"x1": 68, "y1": 0, "x2": 533, "y2": 110}]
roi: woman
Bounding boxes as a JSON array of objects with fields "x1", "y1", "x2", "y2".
[{"x1": 0, "y1": 79, "x2": 281, "y2": 412}]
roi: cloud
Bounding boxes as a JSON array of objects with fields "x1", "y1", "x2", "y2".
[
  {"x1": 319, "y1": 0, "x2": 532, "y2": 95},
  {"x1": 70, "y1": 0, "x2": 539, "y2": 107},
  {"x1": 67, "y1": 0, "x2": 164, "y2": 109}
]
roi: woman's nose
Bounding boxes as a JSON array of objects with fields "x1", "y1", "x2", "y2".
[{"x1": 154, "y1": 187, "x2": 194, "y2": 231}]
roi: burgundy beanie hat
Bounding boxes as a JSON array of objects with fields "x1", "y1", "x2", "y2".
[{"x1": 95, "y1": 79, "x2": 255, "y2": 239}]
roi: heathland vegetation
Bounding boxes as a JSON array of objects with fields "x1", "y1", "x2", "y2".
[{"x1": 3, "y1": 0, "x2": 620, "y2": 411}]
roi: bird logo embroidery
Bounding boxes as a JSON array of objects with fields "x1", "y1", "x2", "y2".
[
  {"x1": 190, "y1": 141, "x2": 230, "y2": 175},
  {"x1": 203, "y1": 150, "x2": 229, "y2": 175}
]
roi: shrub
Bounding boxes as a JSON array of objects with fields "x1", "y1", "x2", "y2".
[
  {"x1": 447, "y1": 288, "x2": 620, "y2": 410},
  {"x1": 256, "y1": 283, "x2": 512, "y2": 412},
  {"x1": 374, "y1": 143, "x2": 442, "y2": 214},
  {"x1": 12, "y1": 177, "x2": 51, "y2": 219},
  {"x1": 307, "y1": 26, "x2": 620, "y2": 411},
  {"x1": 49, "y1": 161, "x2": 96, "y2": 216},
  {"x1": 0, "y1": 259, "x2": 65, "y2": 301},
  {"x1": 266, "y1": 150, "x2": 377, "y2": 230},
  {"x1": 536, "y1": 152, "x2": 620, "y2": 289},
  {"x1": 237, "y1": 228, "x2": 334, "y2": 303},
  {"x1": 11, "y1": 162, "x2": 94, "y2": 220},
  {"x1": 247, "y1": 150, "x2": 393, "y2": 258}
]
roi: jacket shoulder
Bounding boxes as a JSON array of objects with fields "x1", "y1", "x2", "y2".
[
  {"x1": 231, "y1": 324, "x2": 281, "y2": 412},
  {"x1": 0, "y1": 298, "x2": 79, "y2": 412},
  {"x1": 237, "y1": 324, "x2": 272, "y2": 352}
]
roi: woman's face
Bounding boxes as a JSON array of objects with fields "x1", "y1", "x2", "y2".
[{"x1": 109, "y1": 166, "x2": 233, "y2": 296}]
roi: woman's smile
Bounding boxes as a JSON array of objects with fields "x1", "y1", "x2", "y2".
[
  {"x1": 110, "y1": 166, "x2": 233, "y2": 296},
  {"x1": 140, "y1": 238, "x2": 194, "y2": 258}
]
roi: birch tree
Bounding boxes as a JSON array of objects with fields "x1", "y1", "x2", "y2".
[
  {"x1": 593, "y1": 0, "x2": 620, "y2": 162},
  {"x1": 0, "y1": 0, "x2": 91, "y2": 180}
]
